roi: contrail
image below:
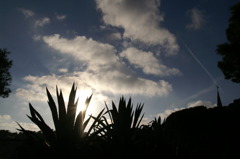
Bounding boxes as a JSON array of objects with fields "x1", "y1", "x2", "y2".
[{"x1": 178, "y1": 37, "x2": 219, "y2": 88}]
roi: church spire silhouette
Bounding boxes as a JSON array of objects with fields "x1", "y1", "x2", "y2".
[{"x1": 217, "y1": 86, "x2": 223, "y2": 107}]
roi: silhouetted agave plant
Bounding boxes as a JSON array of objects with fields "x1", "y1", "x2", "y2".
[
  {"x1": 17, "y1": 83, "x2": 104, "y2": 157},
  {"x1": 92, "y1": 97, "x2": 144, "y2": 147}
]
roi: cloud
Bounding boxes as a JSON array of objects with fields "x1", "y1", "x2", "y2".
[
  {"x1": 0, "y1": 115, "x2": 39, "y2": 132},
  {"x1": 186, "y1": 8, "x2": 205, "y2": 30},
  {"x1": 16, "y1": 70, "x2": 172, "y2": 103},
  {"x1": 56, "y1": 14, "x2": 67, "y2": 21},
  {"x1": 108, "y1": 32, "x2": 122, "y2": 40},
  {"x1": 96, "y1": 0, "x2": 179, "y2": 54},
  {"x1": 58, "y1": 68, "x2": 68, "y2": 73},
  {"x1": 80, "y1": 71, "x2": 172, "y2": 96},
  {"x1": 19, "y1": 8, "x2": 50, "y2": 28},
  {"x1": 35, "y1": 17, "x2": 50, "y2": 27},
  {"x1": 43, "y1": 34, "x2": 118, "y2": 67},
  {"x1": 19, "y1": 8, "x2": 35, "y2": 18},
  {"x1": 158, "y1": 107, "x2": 182, "y2": 120},
  {"x1": 158, "y1": 100, "x2": 215, "y2": 120},
  {"x1": 187, "y1": 100, "x2": 215, "y2": 108},
  {"x1": 33, "y1": 35, "x2": 42, "y2": 41},
  {"x1": 15, "y1": 34, "x2": 173, "y2": 102},
  {"x1": 0, "y1": 115, "x2": 11, "y2": 121},
  {"x1": 120, "y1": 47, "x2": 180, "y2": 76}
]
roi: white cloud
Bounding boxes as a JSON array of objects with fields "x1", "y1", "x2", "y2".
[
  {"x1": 15, "y1": 34, "x2": 173, "y2": 102},
  {"x1": 56, "y1": 14, "x2": 67, "y2": 21},
  {"x1": 43, "y1": 34, "x2": 118, "y2": 67},
  {"x1": 187, "y1": 100, "x2": 215, "y2": 108},
  {"x1": 35, "y1": 17, "x2": 50, "y2": 27},
  {"x1": 120, "y1": 47, "x2": 180, "y2": 76},
  {"x1": 108, "y1": 32, "x2": 122, "y2": 40},
  {"x1": 33, "y1": 35, "x2": 42, "y2": 41},
  {"x1": 16, "y1": 72, "x2": 172, "y2": 104},
  {"x1": 0, "y1": 115, "x2": 39, "y2": 132},
  {"x1": 186, "y1": 8, "x2": 205, "y2": 30},
  {"x1": 58, "y1": 68, "x2": 68, "y2": 73},
  {"x1": 0, "y1": 115, "x2": 11, "y2": 121},
  {"x1": 80, "y1": 71, "x2": 172, "y2": 96},
  {"x1": 16, "y1": 87, "x2": 47, "y2": 102},
  {"x1": 96, "y1": 0, "x2": 179, "y2": 54},
  {"x1": 19, "y1": 8, "x2": 35, "y2": 18},
  {"x1": 158, "y1": 107, "x2": 182, "y2": 120},
  {"x1": 158, "y1": 100, "x2": 215, "y2": 120},
  {"x1": 140, "y1": 117, "x2": 152, "y2": 125},
  {"x1": 19, "y1": 8, "x2": 50, "y2": 28},
  {"x1": 17, "y1": 122, "x2": 40, "y2": 132}
]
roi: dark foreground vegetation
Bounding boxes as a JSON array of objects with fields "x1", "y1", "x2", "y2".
[{"x1": 1, "y1": 84, "x2": 240, "y2": 159}]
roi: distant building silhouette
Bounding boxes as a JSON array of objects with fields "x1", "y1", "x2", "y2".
[{"x1": 217, "y1": 86, "x2": 223, "y2": 107}]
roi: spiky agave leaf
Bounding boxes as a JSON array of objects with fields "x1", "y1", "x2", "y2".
[
  {"x1": 16, "y1": 122, "x2": 37, "y2": 138},
  {"x1": 56, "y1": 86, "x2": 67, "y2": 127},
  {"x1": 132, "y1": 103, "x2": 144, "y2": 129},
  {"x1": 66, "y1": 83, "x2": 78, "y2": 131},
  {"x1": 125, "y1": 98, "x2": 134, "y2": 128},
  {"x1": 46, "y1": 87, "x2": 59, "y2": 134},
  {"x1": 74, "y1": 111, "x2": 84, "y2": 139},
  {"x1": 100, "y1": 97, "x2": 145, "y2": 144},
  {"x1": 16, "y1": 122, "x2": 48, "y2": 145},
  {"x1": 90, "y1": 113, "x2": 112, "y2": 140},
  {"x1": 27, "y1": 104, "x2": 56, "y2": 146},
  {"x1": 111, "y1": 100, "x2": 118, "y2": 120},
  {"x1": 104, "y1": 102, "x2": 113, "y2": 123},
  {"x1": 83, "y1": 94, "x2": 93, "y2": 119},
  {"x1": 87, "y1": 108, "x2": 105, "y2": 136},
  {"x1": 73, "y1": 94, "x2": 92, "y2": 139},
  {"x1": 151, "y1": 116, "x2": 162, "y2": 130}
]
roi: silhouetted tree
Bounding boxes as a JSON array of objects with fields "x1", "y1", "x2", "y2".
[
  {"x1": 163, "y1": 103, "x2": 240, "y2": 159},
  {"x1": 216, "y1": 2, "x2": 240, "y2": 83},
  {"x1": 0, "y1": 48, "x2": 12, "y2": 98}
]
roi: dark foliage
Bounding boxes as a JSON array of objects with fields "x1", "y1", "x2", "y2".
[
  {"x1": 163, "y1": 101, "x2": 240, "y2": 159},
  {"x1": 216, "y1": 2, "x2": 240, "y2": 83},
  {"x1": 1, "y1": 84, "x2": 240, "y2": 159},
  {"x1": 0, "y1": 48, "x2": 12, "y2": 98},
  {"x1": 91, "y1": 97, "x2": 144, "y2": 159}
]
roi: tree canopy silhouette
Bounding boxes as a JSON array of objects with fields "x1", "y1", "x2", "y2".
[
  {"x1": 216, "y1": 2, "x2": 240, "y2": 83},
  {"x1": 0, "y1": 48, "x2": 12, "y2": 98}
]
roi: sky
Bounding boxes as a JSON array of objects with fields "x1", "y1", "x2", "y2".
[{"x1": 1, "y1": 0, "x2": 240, "y2": 132}]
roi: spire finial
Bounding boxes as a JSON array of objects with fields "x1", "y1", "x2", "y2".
[{"x1": 217, "y1": 85, "x2": 223, "y2": 107}]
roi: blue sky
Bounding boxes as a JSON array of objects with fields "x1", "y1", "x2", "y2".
[{"x1": 1, "y1": 0, "x2": 240, "y2": 132}]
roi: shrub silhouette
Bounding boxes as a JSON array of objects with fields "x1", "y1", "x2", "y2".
[{"x1": 162, "y1": 103, "x2": 240, "y2": 159}]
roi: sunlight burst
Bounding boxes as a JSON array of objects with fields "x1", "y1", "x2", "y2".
[{"x1": 76, "y1": 89, "x2": 93, "y2": 117}]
